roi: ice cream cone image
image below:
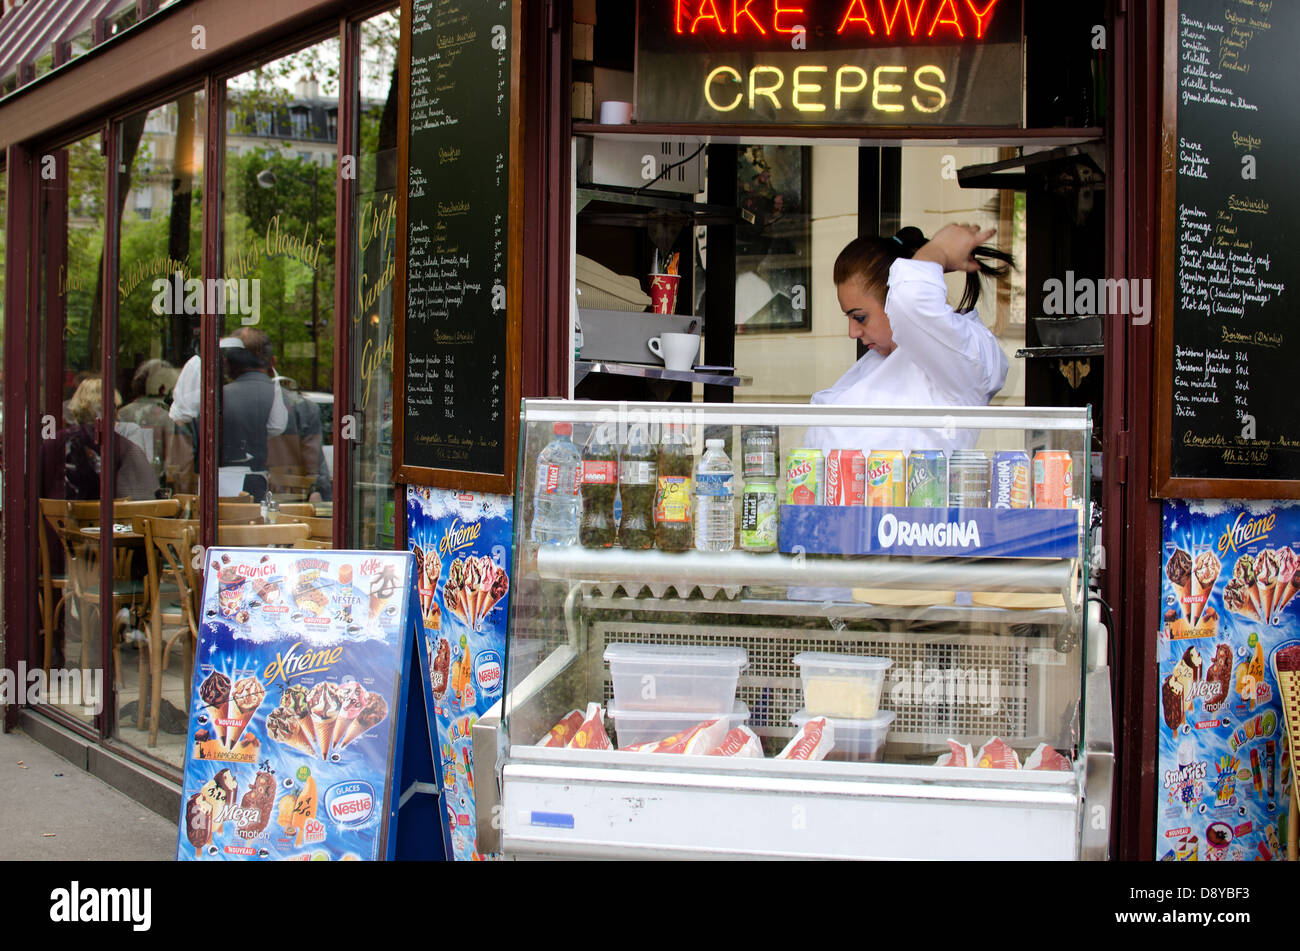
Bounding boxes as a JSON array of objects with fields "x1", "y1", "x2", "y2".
[
  {"x1": 267, "y1": 708, "x2": 315, "y2": 757},
  {"x1": 225, "y1": 676, "x2": 266, "y2": 750},
  {"x1": 1254, "y1": 550, "x2": 1281, "y2": 621},
  {"x1": 332, "y1": 681, "x2": 368, "y2": 752},
  {"x1": 279, "y1": 684, "x2": 319, "y2": 757},
  {"x1": 1166, "y1": 549, "x2": 1193, "y2": 621},
  {"x1": 199, "y1": 670, "x2": 232, "y2": 747},
  {"x1": 1224, "y1": 579, "x2": 1261, "y2": 622},
  {"x1": 1190, "y1": 551, "x2": 1221, "y2": 628},
  {"x1": 1232, "y1": 554, "x2": 1265, "y2": 619},
  {"x1": 307, "y1": 682, "x2": 341, "y2": 759},
  {"x1": 338, "y1": 691, "x2": 388, "y2": 750}
]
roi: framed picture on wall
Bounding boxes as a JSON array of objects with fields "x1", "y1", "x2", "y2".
[{"x1": 735, "y1": 144, "x2": 812, "y2": 334}]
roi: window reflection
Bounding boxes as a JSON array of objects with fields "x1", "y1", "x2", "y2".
[
  {"x1": 37, "y1": 131, "x2": 109, "y2": 724},
  {"x1": 220, "y1": 39, "x2": 339, "y2": 546},
  {"x1": 349, "y1": 10, "x2": 399, "y2": 549}
]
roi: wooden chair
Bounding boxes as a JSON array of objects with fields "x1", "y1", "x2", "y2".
[
  {"x1": 216, "y1": 522, "x2": 310, "y2": 547},
  {"x1": 111, "y1": 499, "x2": 180, "y2": 520},
  {"x1": 267, "y1": 470, "x2": 318, "y2": 501},
  {"x1": 173, "y1": 493, "x2": 199, "y2": 517},
  {"x1": 219, "y1": 501, "x2": 316, "y2": 523},
  {"x1": 135, "y1": 515, "x2": 200, "y2": 746},
  {"x1": 41, "y1": 501, "x2": 147, "y2": 706},
  {"x1": 37, "y1": 499, "x2": 73, "y2": 673},
  {"x1": 291, "y1": 538, "x2": 331, "y2": 550},
  {"x1": 279, "y1": 513, "x2": 333, "y2": 543}
]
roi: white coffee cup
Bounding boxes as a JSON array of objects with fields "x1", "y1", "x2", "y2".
[
  {"x1": 648, "y1": 332, "x2": 700, "y2": 371},
  {"x1": 599, "y1": 100, "x2": 633, "y2": 124}
]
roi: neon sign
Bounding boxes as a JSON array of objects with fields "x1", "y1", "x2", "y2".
[
  {"x1": 637, "y1": 0, "x2": 1022, "y2": 126},
  {"x1": 671, "y1": 0, "x2": 1003, "y2": 40}
]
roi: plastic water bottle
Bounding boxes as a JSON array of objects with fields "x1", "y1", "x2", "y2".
[
  {"x1": 694, "y1": 438, "x2": 735, "y2": 552},
  {"x1": 531, "y1": 422, "x2": 582, "y2": 546}
]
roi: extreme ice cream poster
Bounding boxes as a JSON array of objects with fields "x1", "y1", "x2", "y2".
[
  {"x1": 1157, "y1": 501, "x2": 1300, "y2": 861},
  {"x1": 176, "y1": 549, "x2": 415, "y2": 861},
  {"x1": 408, "y1": 487, "x2": 513, "y2": 861}
]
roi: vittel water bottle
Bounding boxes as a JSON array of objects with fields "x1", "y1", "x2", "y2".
[
  {"x1": 531, "y1": 422, "x2": 582, "y2": 546},
  {"x1": 694, "y1": 438, "x2": 735, "y2": 552}
]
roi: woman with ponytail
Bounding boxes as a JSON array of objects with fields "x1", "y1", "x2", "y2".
[{"x1": 803, "y1": 223, "x2": 1012, "y2": 456}]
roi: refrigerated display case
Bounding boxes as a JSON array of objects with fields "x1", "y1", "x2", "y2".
[{"x1": 475, "y1": 399, "x2": 1113, "y2": 859}]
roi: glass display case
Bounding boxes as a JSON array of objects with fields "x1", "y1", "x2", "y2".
[{"x1": 479, "y1": 399, "x2": 1112, "y2": 859}]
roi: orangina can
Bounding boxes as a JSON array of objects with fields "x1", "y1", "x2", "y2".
[{"x1": 865, "y1": 450, "x2": 906, "y2": 506}]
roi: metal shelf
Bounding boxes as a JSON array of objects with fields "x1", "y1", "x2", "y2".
[
  {"x1": 1016, "y1": 346, "x2": 1104, "y2": 359},
  {"x1": 575, "y1": 186, "x2": 739, "y2": 227},
  {"x1": 536, "y1": 546, "x2": 1073, "y2": 593},
  {"x1": 580, "y1": 593, "x2": 1071, "y2": 627},
  {"x1": 574, "y1": 360, "x2": 750, "y2": 388}
]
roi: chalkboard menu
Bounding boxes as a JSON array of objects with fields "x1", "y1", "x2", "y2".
[
  {"x1": 1158, "y1": 0, "x2": 1300, "y2": 495},
  {"x1": 395, "y1": 0, "x2": 521, "y2": 491}
]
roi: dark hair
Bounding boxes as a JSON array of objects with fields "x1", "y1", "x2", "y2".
[{"x1": 833, "y1": 226, "x2": 1014, "y2": 313}]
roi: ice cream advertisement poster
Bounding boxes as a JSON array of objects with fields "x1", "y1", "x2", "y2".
[
  {"x1": 176, "y1": 549, "x2": 417, "y2": 861},
  {"x1": 407, "y1": 487, "x2": 513, "y2": 861},
  {"x1": 1158, "y1": 500, "x2": 1300, "y2": 861}
]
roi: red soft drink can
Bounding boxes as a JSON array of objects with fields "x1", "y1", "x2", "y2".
[{"x1": 826, "y1": 449, "x2": 866, "y2": 506}]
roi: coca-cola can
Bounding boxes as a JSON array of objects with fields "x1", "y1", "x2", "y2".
[{"x1": 826, "y1": 449, "x2": 866, "y2": 506}]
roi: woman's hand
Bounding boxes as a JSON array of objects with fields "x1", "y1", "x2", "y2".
[{"x1": 913, "y1": 223, "x2": 997, "y2": 274}]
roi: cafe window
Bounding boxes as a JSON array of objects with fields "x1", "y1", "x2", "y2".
[
  {"x1": 348, "y1": 8, "x2": 399, "y2": 549},
  {"x1": 218, "y1": 36, "x2": 339, "y2": 548},
  {"x1": 35, "y1": 129, "x2": 109, "y2": 727},
  {"x1": 111, "y1": 91, "x2": 207, "y2": 764}
]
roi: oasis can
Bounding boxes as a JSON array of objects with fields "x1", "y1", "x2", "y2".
[
  {"x1": 785, "y1": 449, "x2": 824, "y2": 505},
  {"x1": 865, "y1": 450, "x2": 906, "y2": 506}
]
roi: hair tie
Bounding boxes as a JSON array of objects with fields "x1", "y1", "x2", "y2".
[{"x1": 892, "y1": 235, "x2": 904, "y2": 246}]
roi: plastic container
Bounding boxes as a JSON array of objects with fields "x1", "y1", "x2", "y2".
[
  {"x1": 790, "y1": 709, "x2": 895, "y2": 762},
  {"x1": 610, "y1": 701, "x2": 750, "y2": 750},
  {"x1": 792, "y1": 652, "x2": 893, "y2": 719},
  {"x1": 604, "y1": 643, "x2": 747, "y2": 712}
]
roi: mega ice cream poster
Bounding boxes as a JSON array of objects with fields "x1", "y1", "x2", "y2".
[
  {"x1": 176, "y1": 549, "x2": 416, "y2": 861},
  {"x1": 1158, "y1": 500, "x2": 1300, "y2": 861},
  {"x1": 408, "y1": 487, "x2": 513, "y2": 861}
]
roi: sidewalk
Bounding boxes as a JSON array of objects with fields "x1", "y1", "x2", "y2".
[{"x1": 0, "y1": 727, "x2": 178, "y2": 861}]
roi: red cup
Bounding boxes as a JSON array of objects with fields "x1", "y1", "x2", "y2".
[{"x1": 649, "y1": 273, "x2": 680, "y2": 314}]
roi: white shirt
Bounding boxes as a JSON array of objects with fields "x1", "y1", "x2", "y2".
[
  {"x1": 169, "y1": 353, "x2": 289, "y2": 435},
  {"x1": 803, "y1": 258, "x2": 1008, "y2": 456},
  {"x1": 791, "y1": 259, "x2": 1008, "y2": 602}
]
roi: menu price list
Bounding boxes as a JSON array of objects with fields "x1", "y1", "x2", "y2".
[
  {"x1": 1171, "y1": 0, "x2": 1300, "y2": 481},
  {"x1": 403, "y1": 0, "x2": 510, "y2": 475}
]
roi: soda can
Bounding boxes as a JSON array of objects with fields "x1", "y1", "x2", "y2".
[
  {"x1": 991, "y1": 451, "x2": 1032, "y2": 509},
  {"x1": 1033, "y1": 450, "x2": 1074, "y2": 509},
  {"x1": 785, "y1": 449, "x2": 825, "y2": 505},
  {"x1": 906, "y1": 450, "x2": 948, "y2": 507},
  {"x1": 742, "y1": 426, "x2": 780, "y2": 480},
  {"x1": 826, "y1": 449, "x2": 867, "y2": 506},
  {"x1": 865, "y1": 450, "x2": 906, "y2": 506},
  {"x1": 741, "y1": 480, "x2": 779, "y2": 551},
  {"x1": 948, "y1": 450, "x2": 989, "y2": 507}
]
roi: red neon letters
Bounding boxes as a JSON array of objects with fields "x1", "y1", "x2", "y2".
[{"x1": 675, "y1": 1, "x2": 1000, "y2": 40}]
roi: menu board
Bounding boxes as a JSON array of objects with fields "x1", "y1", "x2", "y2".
[
  {"x1": 1156, "y1": 501, "x2": 1300, "y2": 861},
  {"x1": 1159, "y1": 0, "x2": 1300, "y2": 493},
  {"x1": 176, "y1": 549, "x2": 419, "y2": 861},
  {"x1": 396, "y1": 0, "x2": 520, "y2": 490}
]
